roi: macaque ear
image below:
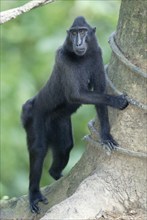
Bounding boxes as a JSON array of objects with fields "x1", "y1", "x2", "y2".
[{"x1": 93, "y1": 27, "x2": 96, "y2": 33}]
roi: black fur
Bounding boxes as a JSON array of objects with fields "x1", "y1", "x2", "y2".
[{"x1": 21, "y1": 16, "x2": 128, "y2": 213}]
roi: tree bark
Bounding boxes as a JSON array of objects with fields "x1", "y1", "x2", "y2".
[
  {"x1": 0, "y1": 0, "x2": 55, "y2": 24},
  {"x1": 107, "y1": 0, "x2": 147, "y2": 153},
  {"x1": 0, "y1": 0, "x2": 146, "y2": 219}
]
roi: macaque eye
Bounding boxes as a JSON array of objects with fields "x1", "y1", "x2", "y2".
[
  {"x1": 80, "y1": 30, "x2": 85, "y2": 34},
  {"x1": 71, "y1": 31, "x2": 77, "y2": 36}
]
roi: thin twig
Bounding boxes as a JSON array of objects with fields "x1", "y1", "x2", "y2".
[
  {"x1": 84, "y1": 120, "x2": 147, "y2": 159},
  {"x1": 105, "y1": 65, "x2": 147, "y2": 110},
  {"x1": 108, "y1": 32, "x2": 147, "y2": 78},
  {"x1": 85, "y1": 135, "x2": 147, "y2": 159}
]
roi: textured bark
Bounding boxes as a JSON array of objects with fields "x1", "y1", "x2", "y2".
[
  {"x1": 0, "y1": 0, "x2": 146, "y2": 219},
  {"x1": 107, "y1": 0, "x2": 147, "y2": 152},
  {"x1": 0, "y1": 0, "x2": 55, "y2": 24}
]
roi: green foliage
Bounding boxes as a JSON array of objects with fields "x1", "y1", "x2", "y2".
[{"x1": 0, "y1": 0, "x2": 120, "y2": 198}]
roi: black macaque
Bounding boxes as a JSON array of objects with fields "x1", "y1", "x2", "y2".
[{"x1": 21, "y1": 16, "x2": 128, "y2": 213}]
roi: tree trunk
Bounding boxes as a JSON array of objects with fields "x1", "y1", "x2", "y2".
[
  {"x1": 107, "y1": 0, "x2": 147, "y2": 153},
  {"x1": 0, "y1": 0, "x2": 146, "y2": 219}
]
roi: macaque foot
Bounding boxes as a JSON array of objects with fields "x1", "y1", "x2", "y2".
[
  {"x1": 30, "y1": 192, "x2": 48, "y2": 214},
  {"x1": 101, "y1": 134, "x2": 118, "y2": 150}
]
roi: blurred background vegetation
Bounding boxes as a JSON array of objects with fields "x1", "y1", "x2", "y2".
[{"x1": 0, "y1": 0, "x2": 120, "y2": 199}]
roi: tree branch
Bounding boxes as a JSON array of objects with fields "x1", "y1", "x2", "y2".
[{"x1": 0, "y1": 0, "x2": 55, "y2": 24}]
